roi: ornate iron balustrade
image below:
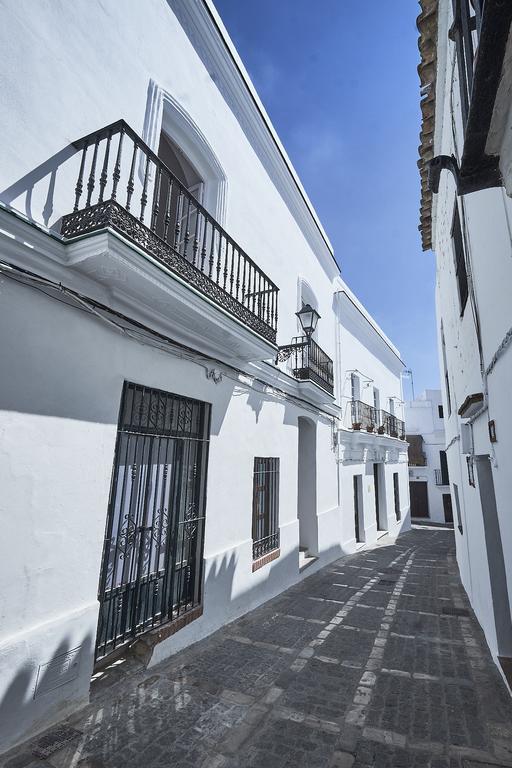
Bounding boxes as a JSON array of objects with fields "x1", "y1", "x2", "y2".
[
  {"x1": 60, "y1": 120, "x2": 278, "y2": 343},
  {"x1": 277, "y1": 336, "x2": 334, "y2": 395},
  {"x1": 380, "y1": 410, "x2": 406, "y2": 440},
  {"x1": 434, "y1": 468, "x2": 450, "y2": 486},
  {"x1": 351, "y1": 400, "x2": 378, "y2": 431}
]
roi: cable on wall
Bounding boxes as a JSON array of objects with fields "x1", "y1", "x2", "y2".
[{"x1": 0, "y1": 260, "x2": 340, "y2": 430}]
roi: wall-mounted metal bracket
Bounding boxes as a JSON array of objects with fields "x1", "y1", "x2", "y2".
[{"x1": 428, "y1": 155, "x2": 461, "y2": 194}]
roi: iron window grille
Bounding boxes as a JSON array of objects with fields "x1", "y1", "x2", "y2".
[
  {"x1": 95, "y1": 381, "x2": 211, "y2": 661},
  {"x1": 252, "y1": 457, "x2": 280, "y2": 560}
]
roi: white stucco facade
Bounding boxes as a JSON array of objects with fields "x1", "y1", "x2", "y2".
[
  {"x1": 0, "y1": 0, "x2": 410, "y2": 752},
  {"x1": 419, "y1": 0, "x2": 512, "y2": 687},
  {"x1": 405, "y1": 390, "x2": 451, "y2": 525}
]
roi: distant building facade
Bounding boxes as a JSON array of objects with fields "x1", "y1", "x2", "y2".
[
  {"x1": 418, "y1": 0, "x2": 512, "y2": 688},
  {"x1": 406, "y1": 390, "x2": 452, "y2": 525}
]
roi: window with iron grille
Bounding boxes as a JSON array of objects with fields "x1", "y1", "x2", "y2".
[
  {"x1": 452, "y1": 205, "x2": 469, "y2": 314},
  {"x1": 252, "y1": 458, "x2": 280, "y2": 560},
  {"x1": 393, "y1": 472, "x2": 401, "y2": 521}
]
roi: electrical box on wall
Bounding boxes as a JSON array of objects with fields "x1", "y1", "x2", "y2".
[{"x1": 460, "y1": 423, "x2": 472, "y2": 454}]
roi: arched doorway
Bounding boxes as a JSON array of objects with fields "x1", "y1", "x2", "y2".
[{"x1": 298, "y1": 417, "x2": 318, "y2": 558}]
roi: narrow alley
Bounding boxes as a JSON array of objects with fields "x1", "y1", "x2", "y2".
[{"x1": 4, "y1": 528, "x2": 512, "y2": 768}]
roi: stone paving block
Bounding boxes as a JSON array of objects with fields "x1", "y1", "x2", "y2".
[{"x1": 2, "y1": 530, "x2": 512, "y2": 768}]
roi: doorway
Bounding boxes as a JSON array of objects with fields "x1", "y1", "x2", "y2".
[
  {"x1": 155, "y1": 130, "x2": 205, "y2": 263},
  {"x1": 353, "y1": 474, "x2": 363, "y2": 543},
  {"x1": 297, "y1": 417, "x2": 318, "y2": 556},
  {"x1": 442, "y1": 493, "x2": 453, "y2": 523},
  {"x1": 409, "y1": 481, "x2": 429, "y2": 518},
  {"x1": 96, "y1": 382, "x2": 211, "y2": 662},
  {"x1": 475, "y1": 456, "x2": 512, "y2": 660},
  {"x1": 373, "y1": 463, "x2": 386, "y2": 531}
]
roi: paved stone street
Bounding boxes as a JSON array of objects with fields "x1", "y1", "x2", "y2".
[{"x1": 4, "y1": 528, "x2": 512, "y2": 768}]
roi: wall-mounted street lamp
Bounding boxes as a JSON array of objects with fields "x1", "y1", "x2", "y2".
[
  {"x1": 296, "y1": 303, "x2": 320, "y2": 339},
  {"x1": 276, "y1": 303, "x2": 321, "y2": 364},
  {"x1": 275, "y1": 305, "x2": 334, "y2": 395}
]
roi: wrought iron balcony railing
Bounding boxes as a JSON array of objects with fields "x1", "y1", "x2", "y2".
[
  {"x1": 379, "y1": 410, "x2": 406, "y2": 440},
  {"x1": 277, "y1": 336, "x2": 334, "y2": 395},
  {"x1": 351, "y1": 400, "x2": 377, "y2": 431},
  {"x1": 60, "y1": 120, "x2": 279, "y2": 343},
  {"x1": 434, "y1": 468, "x2": 450, "y2": 486}
]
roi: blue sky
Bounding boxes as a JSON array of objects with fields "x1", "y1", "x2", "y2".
[{"x1": 214, "y1": 0, "x2": 438, "y2": 399}]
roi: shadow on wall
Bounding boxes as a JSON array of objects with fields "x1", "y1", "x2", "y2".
[
  {"x1": 1, "y1": 144, "x2": 77, "y2": 229},
  {"x1": 0, "y1": 274, "x2": 240, "y2": 428},
  {"x1": 0, "y1": 632, "x2": 94, "y2": 756}
]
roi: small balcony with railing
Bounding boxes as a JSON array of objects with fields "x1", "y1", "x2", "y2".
[
  {"x1": 379, "y1": 410, "x2": 406, "y2": 440},
  {"x1": 350, "y1": 400, "x2": 378, "y2": 432},
  {"x1": 434, "y1": 468, "x2": 450, "y2": 486},
  {"x1": 277, "y1": 336, "x2": 334, "y2": 396},
  {"x1": 348, "y1": 402, "x2": 405, "y2": 441},
  {"x1": 58, "y1": 120, "x2": 279, "y2": 362},
  {"x1": 276, "y1": 304, "x2": 334, "y2": 402}
]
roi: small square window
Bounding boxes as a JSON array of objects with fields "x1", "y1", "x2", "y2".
[{"x1": 438, "y1": 404, "x2": 444, "y2": 419}]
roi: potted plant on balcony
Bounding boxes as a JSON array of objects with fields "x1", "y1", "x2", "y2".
[
  {"x1": 377, "y1": 425, "x2": 385, "y2": 435},
  {"x1": 352, "y1": 421, "x2": 362, "y2": 430},
  {"x1": 366, "y1": 423, "x2": 375, "y2": 433}
]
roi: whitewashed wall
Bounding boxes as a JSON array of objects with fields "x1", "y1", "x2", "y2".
[
  {"x1": 430, "y1": 0, "x2": 512, "y2": 672},
  {"x1": 0, "y1": 0, "x2": 409, "y2": 753}
]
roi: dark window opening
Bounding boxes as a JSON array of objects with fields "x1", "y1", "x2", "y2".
[
  {"x1": 440, "y1": 450, "x2": 450, "y2": 485},
  {"x1": 393, "y1": 473, "x2": 401, "y2": 522},
  {"x1": 438, "y1": 404, "x2": 444, "y2": 419},
  {"x1": 353, "y1": 475, "x2": 362, "y2": 542},
  {"x1": 453, "y1": 483, "x2": 463, "y2": 533},
  {"x1": 452, "y1": 204, "x2": 469, "y2": 315},
  {"x1": 443, "y1": 494, "x2": 454, "y2": 524},
  {"x1": 252, "y1": 458, "x2": 280, "y2": 560},
  {"x1": 441, "y1": 325, "x2": 452, "y2": 417}
]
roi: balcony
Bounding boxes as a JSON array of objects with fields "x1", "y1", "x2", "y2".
[
  {"x1": 277, "y1": 336, "x2": 334, "y2": 395},
  {"x1": 434, "y1": 469, "x2": 450, "y2": 486},
  {"x1": 379, "y1": 410, "x2": 406, "y2": 440},
  {"x1": 348, "y1": 403, "x2": 405, "y2": 440},
  {"x1": 351, "y1": 400, "x2": 378, "y2": 432},
  {"x1": 60, "y1": 120, "x2": 278, "y2": 349}
]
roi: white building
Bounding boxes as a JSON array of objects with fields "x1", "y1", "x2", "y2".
[
  {"x1": 0, "y1": 0, "x2": 409, "y2": 752},
  {"x1": 418, "y1": 0, "x2": 512, "y2": 688},
  {"x1": 405, "y1": 389, "x2": 452, "y2": 525}
]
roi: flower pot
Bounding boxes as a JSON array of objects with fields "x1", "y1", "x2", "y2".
[
  {"x1": 367, "y1": 425, "x2": 375, "y2": 433},
  {"x1": 377, "y1": 426, "x2": 385, "y2": 435},
  {"x1": 352, "y1": 422, "x2": 362, "y2": 430}
]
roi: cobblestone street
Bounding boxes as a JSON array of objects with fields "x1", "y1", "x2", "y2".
[{"x1": 4, "y1": 528, "x2": 512, "y2": 768}]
